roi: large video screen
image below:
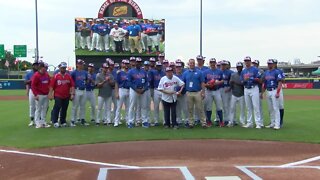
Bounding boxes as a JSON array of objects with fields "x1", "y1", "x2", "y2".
[{"x1": 75, "y1": 18, "x2": 165, "y2": 56}]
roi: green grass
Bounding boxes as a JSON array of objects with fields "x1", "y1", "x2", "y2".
[{"x1": 0, "y1": 89, "x2": 319, "y2": 149}]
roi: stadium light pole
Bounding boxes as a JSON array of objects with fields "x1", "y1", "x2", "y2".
[
  {"x1": 35, "y1": 0, "x2": 39, "y2": 63},
  {"x1": 200, "y1": 0, "x2": 203, "y2": 56}
]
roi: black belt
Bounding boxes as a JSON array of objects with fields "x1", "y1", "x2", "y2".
[
  {"x1": 267, "y1": 88, "x2": 276, "y2": 91},
  {"x1": 76, "y1": 87, "x2": 85, "y2": 90}
]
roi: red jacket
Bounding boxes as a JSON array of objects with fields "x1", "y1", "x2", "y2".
[
  {"x1": 50, "y1": 72, "x2": 75, "y2": 99},
  {"x1": 31, "y1": 71, "x2": 51, "y2": 96}
]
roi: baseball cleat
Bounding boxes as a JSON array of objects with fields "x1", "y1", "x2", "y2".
[
  {"x1": 142, "y1": 122, "x2": 150, "y2": 128},
  {"x1": 54, "y1": 123, "x2": 60, "y2": 128},
  {"x1": 256, "y1": 125, "x2": 262, "y2": 129},
  {"x1": 243, "y1": 124, "x2": 253, "y2": 128},
  {"x1": 114, "y1": 122, "x2": 119, "y2": 127},
  {"x1": 266, "y1": 124, "x2": 275, "y2": 128},
  {"x1": 28, "y1": 121, "x2": 34, "y2": 127},
  {"x1": 274, "y1": 126, "x2": 280, "y2": 130},
  {"x1": 70, "y1": 121, "x2": 76, "y2": 127},
  {"x1": 61, "y1": 123, "x2": 67, "y2": 127},
  {"x1": 127, "y1": 123, "x2": 134, "y2": 129}
]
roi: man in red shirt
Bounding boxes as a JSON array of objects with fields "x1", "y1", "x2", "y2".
[
  {"x1": 49, "y1": 62, "x2": 75, "y2": 128},
  {"x1": 31, "y1": 62, "x2": 51, "y2": 128}
]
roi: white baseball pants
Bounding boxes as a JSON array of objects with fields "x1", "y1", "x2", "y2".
[
  {"x1": 71, "y1": 89, "x2": 86, "y2": 121},
  {"x1": 114, "y1": 88, "x2": 130, "y2": 124},
  {"x1": 176, "y1": 94, "x2": 188, "y2": 124},
  {"x1": 35, "y1": 95, "x2": 49, "y2": 127},
  {"x1": 244, "y1": 86, "x2": 262, "y2": 126},
  {"x1": 153, "y1": 89, "x2": 163, "y2": 123},
  {"x1": 128, "y1": 88, "x2": 149, "y2": 124},
  {"x1": 266, "y1": 89, "x2": 280, "y2": 128},
  {"x1": 86, "y1": 90, "x2": 96, "y2": 120},
  {"x1": 96, "y1": 96, "x2": 112, "y2": 123},
  {"x1": 28, "y1": 90, "x2": 36, "y2": 118},
  {"x1": 221, "y1": 87, "x2": 232, "y2": 121},
  {"x1": 90, "y1": 33, "x2": 99, "y2": 50},
  {"x1": 229, "y1": 95, "x2": 245, "y2": 125}
]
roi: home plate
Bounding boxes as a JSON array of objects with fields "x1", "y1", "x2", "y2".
[{"x1": 205, "y1": 176, "x2": 241, "y2": 180}]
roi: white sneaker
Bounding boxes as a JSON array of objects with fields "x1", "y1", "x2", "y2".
[
  {"x1": 266, "y1": 124, "x2": 274, "y2": 128},
  {"x1": 43, "y1": 124, "x2": 51, "y2": 128},
  {"x1": 61, "y1": 123, "x2": 67, "y2": 127},
  {"x1": 28, "y1": 121, "x2": 34, "y2": 127},
  {"x1": 54, "y1": 123, "x2": 60, "y2": 128},
  {"x1": 256, "y1": 125, "x2": 262, "y2": 129},
  {"x1": 35, "y1": 125, "x2": 42, "y2": 129},
  {"x1": 227, "y1": 122, "x2": 234, "y2": 127},
  {"x1": 244, "y1": 124, "x2": 253, "y2": 128},
  {"x1": 70, "y1": 121, "x2": 76, "y2": 127},
  {"x1": 114, "y1": 122, "x2": 119, "y2": 127},
  {"x1": 274, "y1": 126, "x2": 280, "y2": 130}
]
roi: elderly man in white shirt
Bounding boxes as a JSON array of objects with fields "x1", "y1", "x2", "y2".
[
  {"x1": 109, "y1": 23, "x2": 127, "y2": 53},
  {"x1": 158, "y1": 67, "x2": 185, "y2": 129}
]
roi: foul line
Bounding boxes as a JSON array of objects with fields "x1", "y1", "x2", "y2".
[
  {"x1": 0, "y1": 149, "x2": 138, "y2": 168},
  {"x1": 279, "y1": 156, "x2": 320, "y2": 167}
]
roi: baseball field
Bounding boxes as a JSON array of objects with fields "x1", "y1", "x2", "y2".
[{"x1": 0, "y1": 89, "x2": 319, "y2": 179}]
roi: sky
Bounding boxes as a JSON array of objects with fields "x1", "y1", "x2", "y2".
[{"x1": 1, "y1": 0, "x2": 320, "y2": 67}]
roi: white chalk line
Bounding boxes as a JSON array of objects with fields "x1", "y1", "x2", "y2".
[
  {"x1": 0, "y1": 149, "x2": 138, "y2": 168},
  {"x1": 237, "y1": 155, "x2": 320, "y2": 179},
  {"x1": 98, "y1": 166, "x2": 195, "y2": 180}
]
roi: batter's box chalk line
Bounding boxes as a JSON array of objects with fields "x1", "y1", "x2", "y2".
[
  {"x1": 97, "y1": 166, "x2": 195, "y2": 180},
  {"x1": 236, "y1": 155, "x2": 320, "y2": 180}
]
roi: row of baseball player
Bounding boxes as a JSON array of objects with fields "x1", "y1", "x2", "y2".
[
  {"x1": 75, "y1": 18, "x2": 165, "y2": 54},
  {"x1": 25, "y1": 54, "x2": 285, "y2": 129}
]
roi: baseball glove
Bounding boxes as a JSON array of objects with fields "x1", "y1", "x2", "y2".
[{"x1": 207, "y1": 79, "x2": 216, "y2": 89}]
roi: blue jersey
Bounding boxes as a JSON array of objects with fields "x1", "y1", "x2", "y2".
[
  {"x1": 196, "y1": 66, "x2": 209, "y2": 72},
  {"x1": 25, "y1": 70, "x2": 36, "y2": 81},
  {"x1": 112, "y1": 69, "x2": 117, "y2": 79},
  {"x1": 71, "y1": 70, "x2": 88, "y2": 89},
  {"x1": 240, "y1": 66, "x2": 261, "y2": 88},
  {"x1": 264, "y1": 69, "x2": 283, "y2": 89},
  {"x1": 145, "y1": 24, "x2": 160, "y2": 36},
  {"x1": 150, "y1": 69, "x2": 165, "y2": 89},
  {"x1": 127, "y1": 68, "x2": 149, "y2": 91},
  {"x1": 91, "y1": 24, "x2": 99, "y2": 33},
  {"x1": 222, "y1": 69, "x2": 234, "y2": 87},
  {"x1": 127, "y1": 24, "x2": 142, "y2": 36},
  {"x1": 96, "y1": 24, "x2": 110, "y2": 36},
  {"x1": 86, "y1": 72, "x2": 96, "y2": 91},
  {"x1": 116, "y1": 70, "x2": 130, "y2": 89},
  {"x1": 276, "y1": 68, "x2": 285, "y2": 80},
  {"x1": 203, "y1": 68, "x2": 223, "y2": 90},
  {"x1": 182, "y1": 69, "x2": 205, "y2": 92},
  {"x1": 175, "y1": 73, "x2": 186, "y2": 94}
]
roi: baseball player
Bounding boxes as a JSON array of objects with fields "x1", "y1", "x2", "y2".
[
  {"x1": 127, "y1": 57, "x2": 150, "y2": 128},
  {"x1": 24, "y1": 62, "x2": 39, "y2": 126},
  {"x1": 75, "y1": 19, "x2": 82, "y2": 49},
  {"x1": 228, "y1": 62, "x2": 246, "y2": 127},
  {"x1": 220, "y1": 60, "x2": 234, "y2": 125},
  {"x1": 107, "y1": 59, "x2": 118, "y2": 123},
  {"x1": 143, "y1": 61, "x2": 152, "y2": 124},
  {"x1": 95, "y1": 63, "x2": 115, "y2": 125},
  {"x1": 203, "y1": 58, "x2": 224, "y2": 127},
  {"x1": 129, "y1": 56, "x2": 136, "y2": 69},
  {"x1": 175, "y1": 63, "x2": 189, "y2": 125},
  {"x1": 274, "y1": 59, "x2": 285, "y2": 127},
  {"x1": 158, "y1": 53, "x2": 165, "y2": 63},
  {"x1": 149, "y1": 61, "x2": 165, "y2": 126},
  {"x1": 145, "y1": 19, "x2": 160, "y2": 54},
  {"x1": 252, "y1": 60, "x2": 265, "y2": 126},
  {"x1": 114, "y1": 60, "x2": 130, "y2": 126},
  {"x1": 109, "y1": 23, "x2": 127, "y2": 53},
  {"x1": 262, "y1": 59, "x2": 283, "y2": 130},
  {"x1": 86, "y1": 63, "x2": 96, "y2": 123},
  {"x1": 90, "y1": 18, "x2": 99, "y2": 51},
  {"x1": 158, "y1": 67, "x2": 185, "y2": 129},
  {"x1": 70, "y1": 59, "x2": 88, "y2": 127},
  {"x1": 149, "y1": 57, "x2": 156, "y2": 70},
  {"x1": 31, "y1": 62, "x2": 51, "y2": 128},
  {"x1": 80, "y1": 22, "x2": 91, "y2": 50},
  {"x1": 240, "y1": 56, "x2": 263, "y2": 128},
  {"x1": 97, "y1": 19, "x2": 111, "y2": 52},
  {"x1": 182, "y1": 58, "x2": 207, "y2": 128},
  {"x1": 162, "y1": 59, "x2": 169, "y2": 68},
  {"x1": 49, "y1": 62, "x2": 75, "y2": 128}
]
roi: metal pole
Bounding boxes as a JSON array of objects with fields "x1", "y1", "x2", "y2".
[
  {"x1": 35, "y1": 0, "x2": 39, "y2": 63},
  {"x1": 200, "y1": 0, "x2": 203, "y2": 56}
]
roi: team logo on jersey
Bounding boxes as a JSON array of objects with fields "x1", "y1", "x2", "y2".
[{"x1": 113, "y1": 6, "x2": 128, "y2": 16}]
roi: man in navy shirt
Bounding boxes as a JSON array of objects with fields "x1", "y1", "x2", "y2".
[
  {"x1": 182, "y1": 59, "x2": 207, "y2": 128},
  {"x1": 24, "y1": 62, "x2": 39, "y2": 127},
  {"x1": 150, "y1": 61, "x2": 165, "y2": 126},
  {"x1": 85, "y1": 63, "x2": 96, "y2": 123},
  {"x1": 127, "y1": 57, "x2": 150, "y2": 128},
  {"x1": 240, "y1": 56, "x2": 263, "y2": 129},
  {"x1": 70, "y1": 59, "x2": 88, "y2": 127},
  {"x1": 203, "y1": 58, "x2": 224, "y2": 127},
  {"x1": 127, "y1": 20, "x2": 142, "y2": 54},
  {"x1": 262, "y1": 59, "x2": 283, "y2": 130}
]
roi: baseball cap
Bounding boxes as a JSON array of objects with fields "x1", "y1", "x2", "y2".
[
  {"x1": 129, "y1": 57, "x2": 136, "y2": 61},
  {"x1": 122, "y1": 59, "x2": 128, "y2": 64},
  {"x1": 217, "y1": 61, "x2": 222, "y2": 66},
  {"x1": 32, "y1": 61, "x2": 39, "y2": 66},
  {"x1": 236, "y1": 62, "x2": 243, "y2": 67},
  {"x1": 244, "y1": 56, "x2": 251, "y2": 61},
  {"x1": 144, "y1": 61, "x2": 150, "y2": 65},
  {"x1": 175, "y1": 59, "x2": 182, "y2": 63},
  {"x1": 221, "y1": 60, "x2": 229, "y2": 65},
  {"x1": 38, "y1": 62, "x2": 45, "y2": 67},
  {"x1": 156, "y1": 61, "x2": 162, "y2": 66},
  {"x1": 109, "y1": 60, "x2": 115, "y2": 65},
  {"x1": 169, "y1": 62, "x2": 175, "y2": 67},
  {"x1": 196, "y1": 55, "x2": 205, "y2": 60},
  {"x1": 175, "y1": 63, "x2": 182, "y2": 67},
  {"x1": 158, "y1": 53, "x2": 165, "y2": 57},
  {"x1": 163, "y1": 59, "x2": 169, "y2": 64},
  {"x1": 88, "y1": 19, "x2": 93, "y2": 22},
  {"x1": 149, "y1": 57, "x2": 156, "y2": 62},
  {"x1": 88, "y1": 63, "x2": 94, "y2": 67},
  {"x1": 76, "y1": 59, "x2": 84, "y2": 64},
  {"x1": 273, "y1": 59, "x2": 278, "y2": 64},
  {"x1": 60, "y1": 62, "x2": 67, "y2": 68},
  {"x1": 165, "y1": 67, "x2": 173, "y2": 72},
  {"x1": 253, "y1": 60, "x2": 260, "y2": 65},
  {"x1": 267, "y1": 59, "x2": 274, "y2": 64},
  {"x1": 102, "y1": 63, "x2": 109, "y2": 68},
  {"x1": 136, "y1": 57, "x2": 142, "y2": 62},
  {"x1": 209, "y1": 58, "x2": 217, "y2": 63},
  {"x1": 115, "y1": 63, "x2": 120, "y2": 68}
]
